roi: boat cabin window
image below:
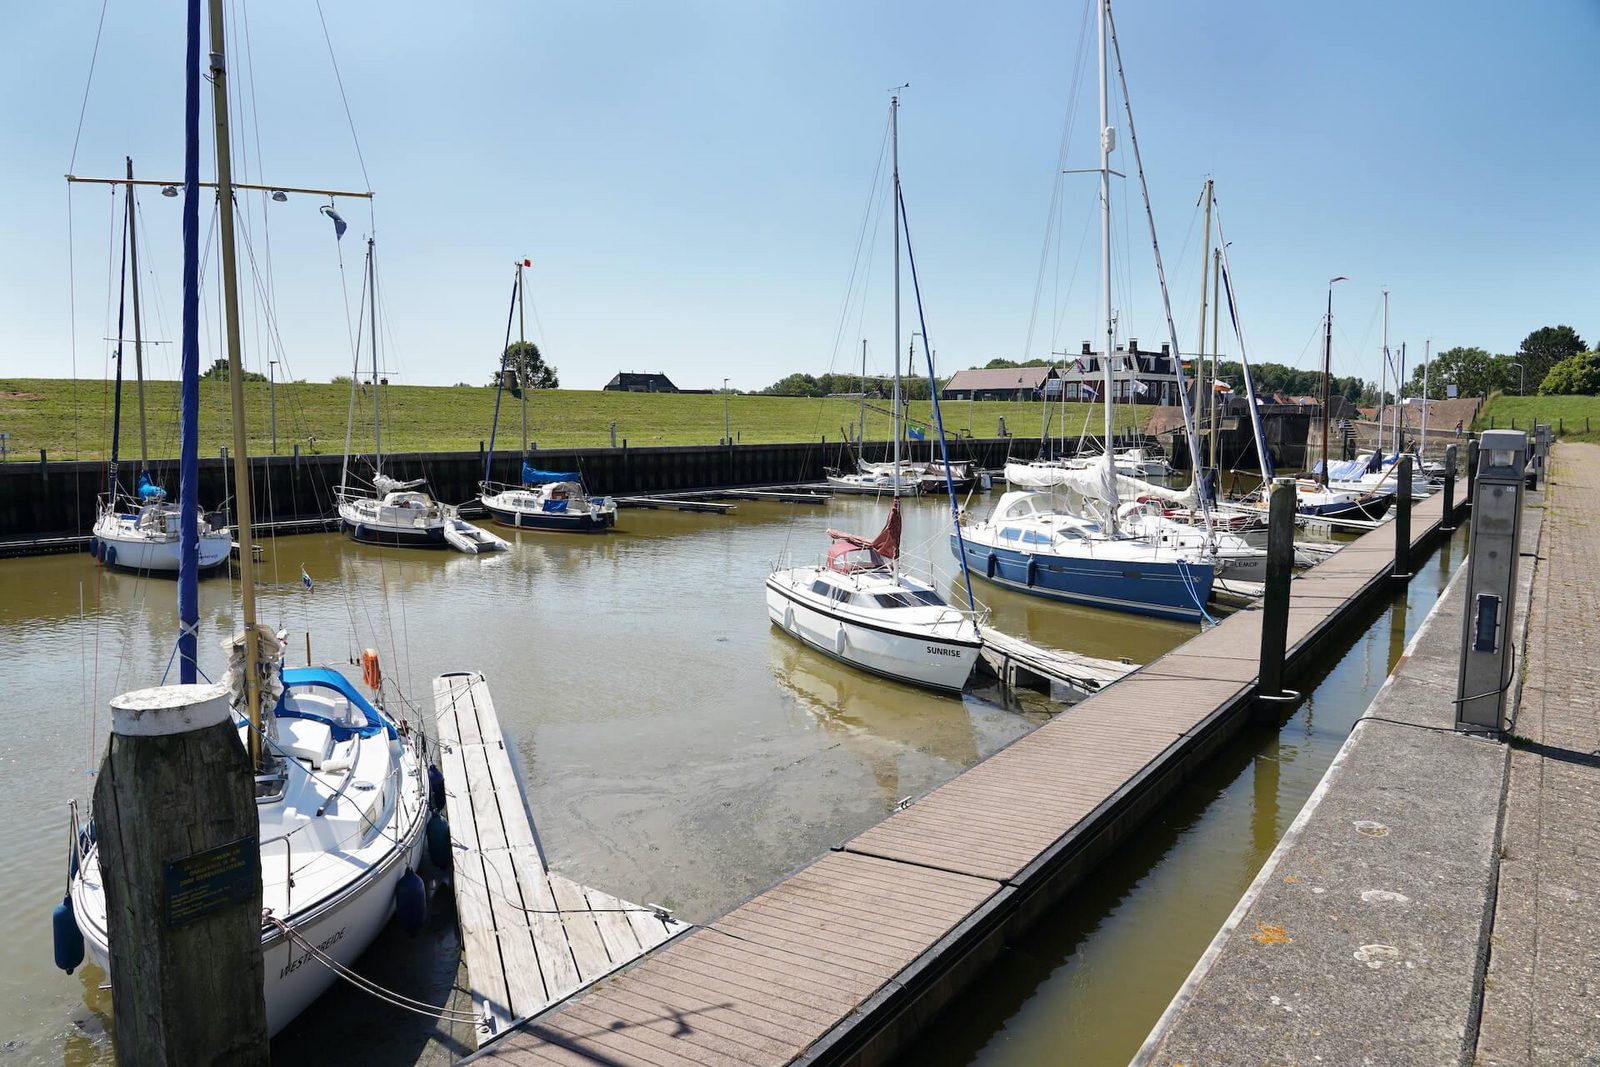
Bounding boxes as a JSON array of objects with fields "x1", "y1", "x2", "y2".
[{"x1": 873, "y1": 589, "x2": 947, "y2": 608}]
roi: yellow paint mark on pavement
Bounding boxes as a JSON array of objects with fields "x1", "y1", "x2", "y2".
[{"x1": 1252, "y1": 923, "x2": 1293, "y2": 945}]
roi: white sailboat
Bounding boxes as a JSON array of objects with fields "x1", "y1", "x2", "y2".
[
  {"x1": 477, "y1": 261, "x2": 616, "y2": 535},
  {"x1": 960, "y1": 0, "x2": 1224, "y2": 621},
  {"x1": 334, "y1": 239, "x2": 456, "y2": 548},
  {"x1": 90, "y1": 159, "x2": 233, "y2": 573},
  {"x1": 63, "y1": 0, "x2": 428, "y2": 1037},
  {"x1": 768, "y1": 93, "x2": 981, "y2": 692}
]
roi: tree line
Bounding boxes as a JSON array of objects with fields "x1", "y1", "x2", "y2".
[{"x1": 1402, "y1": 326, "x2": 1595, "y2": 398}]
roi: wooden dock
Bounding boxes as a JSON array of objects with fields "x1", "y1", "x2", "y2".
[
  {"x1": 467, "y1": 490, "x2": 1460, "y2": 1067},
  {"x1": 433, "y1": 672, "x2": 688, "y2": 1047},
  {"x1": 974, "y1": 627, "x2": 1135, "y2": 700}
]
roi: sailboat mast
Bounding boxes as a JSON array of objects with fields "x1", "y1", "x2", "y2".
[
  {"x1": 177, "y1": 0, "x2": 202, "y2": 684},
  {"x1": 1321, "y1": 282, "x2": 1335, "y2": 489},
  {"x1": 891, "y1": 93, "x2": 902, "y2": 499},
  {"x1": 1096, "y1": 0, "x2": 1117, "y2": 531},
  {"x1": 1195, "y1": 178, "x2": 1212, "y2": 479},
  {"x1": 108, "y1": 198, "x2": 128, "y2": 494},
  {"x1": 207, "y1": 0, "x2": 262, "y2": 769},
  {"x1": 1209, "y1": 247, "x2": 1220, "y2": 472},
  {"x1": 1396, "y1": 341, "x2": 1406, "y2": 451},
  {"x1": 126, "y1": 158, "x2": 149, "y2": 472},
  {"x1": 368, "y1": 238, "x2": 381, "y2": 472},
  {"x1": 518, "y1": 260, "x2": 528, "y2": 454},
  {"x1": 1421, "y1": 339, "x2": 1430, "y2": 457},
  {"x1": 1378, "y1": 288, "x2": 1389, "y2": 453},
  {"x1": 859, "y1": 338, "x2": 867, "y2": 446}
]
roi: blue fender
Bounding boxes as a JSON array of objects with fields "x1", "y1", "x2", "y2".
[
  {"x1": 54, "y1": 894, "x2": 85, "y2": 974},
  {"x1": 394, "y1": 869, "x2": 426, "y2": 934}
]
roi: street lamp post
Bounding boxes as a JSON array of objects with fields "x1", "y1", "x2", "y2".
[
  {"x1": 723, "y1": 378, "x2": 731, "y2": 445},
  {"x1": 1508, "y1": 361, "x2": 1525, "y2": 396},
  {"x1": 268, "y1": 358, "x2": 278, "y2": 453}
]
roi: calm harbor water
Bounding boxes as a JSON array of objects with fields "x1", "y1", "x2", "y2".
[
  {"x1": 0, "y1": 487, "x2": 1457, "y2": 1066},
  {"x1": 0, "y1": 490, "x2": 1188, "y2": 1065}
]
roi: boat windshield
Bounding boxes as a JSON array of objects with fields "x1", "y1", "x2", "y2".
[{"x1": 873, "y1": 589, "x2": 946, "y2": 608}]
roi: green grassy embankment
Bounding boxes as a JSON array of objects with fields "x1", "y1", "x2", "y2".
[
  {"x1": 1476, "y1": 393, "x2": 1600, "y2": 443},
  {"x1": 0, "y1": 379, "x2": 1148, "y2": 461}
]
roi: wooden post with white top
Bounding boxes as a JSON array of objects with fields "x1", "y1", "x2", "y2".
[{"x1": 92, "y1": 683, "x2": 268, "y2": 1066}]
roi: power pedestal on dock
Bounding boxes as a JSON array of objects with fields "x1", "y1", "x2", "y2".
[{"x1": 1455, "y1": 429, "x2": 1528, "y2": 734}]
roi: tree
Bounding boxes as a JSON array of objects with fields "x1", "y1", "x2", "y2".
[
  {"x1": 1517, "y1": 325, "x2": 1586, "y2": 393},
  {"x1": 493, "y1": 341, "x2": 559, "y2": 391},
  {"x1": 1537, "y1": 351, "x2": 1600, "y2": 396},
  {"x1": 201, "y1": 358, "x2": 267, "y2": 383},
  {"x1": 1406, "y1": 346, "x2": 1513, "y2": 400}
]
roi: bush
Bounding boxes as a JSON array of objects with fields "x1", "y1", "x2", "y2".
[{"x1": 1537, "y1": 352, "x2": 1600, "y2": 396}]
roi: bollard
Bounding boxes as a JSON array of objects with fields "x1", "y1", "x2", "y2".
[
  {"x1": 92, "y1": 684, "x2": 268, "y2": 1065},
  {"x1": 1256, "y1": 477, "x2": 1299, "y2": 719},
  {"x1": 1441, "y1": 443, "x2": 1459, "y2": 531},
  {"x1": 1466, "y1": 438, "x2": 1479, "y2": 506},
  {"x1": 40, "y1": 448, "x2": 48, "y2": 482},
  {"x1": 1393, "y1": 455, "x2": 1413, "y2": 580},
  {"x1": 609, "y1": 421, "x2": 618, "y2": 448}
]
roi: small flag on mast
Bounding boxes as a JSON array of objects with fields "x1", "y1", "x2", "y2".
[
  {"x1": 300, "y1": 565, "x2": 314, "y2": 591},
  {"x1": 319, "y1": 205, "x2": 347, "y2": 240}
]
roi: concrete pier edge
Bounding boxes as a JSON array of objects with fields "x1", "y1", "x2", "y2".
[{"x1": 1135, "y1": 493, "x2": 1546, "y2": 1066}]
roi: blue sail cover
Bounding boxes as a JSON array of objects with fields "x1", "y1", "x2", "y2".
[
  {"x1": 523, "y1": 463, "x2": 578, "y2": 484},
  {"x1": 137, "y1": 472, "x2": 167, "y2": 501}
]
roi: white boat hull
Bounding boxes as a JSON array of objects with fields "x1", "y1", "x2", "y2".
[
  {"x1": 91, "y1": 526, "x2": 233, "y2": 572},
  {"x1": 765, "y1": 578, "x2": 978, "y2": 692}
]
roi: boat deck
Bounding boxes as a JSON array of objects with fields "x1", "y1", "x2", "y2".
[
  {"x1": 465, "y1": 491, "x2": 1456, "y2": 1067},
  {"x1": 433, "y1": 672, "x2": 688, "y2": 1048}
]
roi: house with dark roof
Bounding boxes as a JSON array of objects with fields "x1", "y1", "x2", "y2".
[
  {"x1": 940, "y1": 366, "x2": 1060, "y2": 401},
  {"x1": 603, "y1": 371, "x2": 679, "y2": 393}
]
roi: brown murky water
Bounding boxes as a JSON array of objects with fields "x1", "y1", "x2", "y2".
[
  {"x1": 0, "y1": 490, "x2": 1189, "y2": 1065},
  {"x1": 2, "y1": 484, "x2": 1457, "y2": 1067}
]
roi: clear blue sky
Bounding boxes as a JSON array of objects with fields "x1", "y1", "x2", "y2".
[{"x1": 3, "y1": 0, "x2": 1596, "y2": 392}]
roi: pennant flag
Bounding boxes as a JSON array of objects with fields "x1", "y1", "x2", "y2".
[
  {"x1": 907, "y1": 426, "x2": 926, "y2": 441},
  {"x1": 300, "y1": 565, "x2": 314, "y2": 591},
  {"x1": 320, "y1": 204, "x2": 347, "y2": 240},
  {"x1": 1132, "y1": 379, "x2": 1150, "y2": 396}
]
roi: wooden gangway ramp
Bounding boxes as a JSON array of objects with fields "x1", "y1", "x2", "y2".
[
  {"x1": 469, "y1": 491, "x2": 1459, "y2": 1066},
  {"x1": 433, "y1": 672, "x2": 688, "y2": 1047},
  {"x1": 975, "y1": 627, "x2": 1136, "y2": 701}
]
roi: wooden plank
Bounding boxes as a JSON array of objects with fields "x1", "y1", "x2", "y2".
[
  {"x1": 504, "y1": 845, "x2": 584, "y2": 1003},
  {"x1": 580, "y1": 883, "x2": 646, "y2": 964},
  {"x1": 482, "y1": 845, "x2": 552, "y2": 1019},
  {"x1": 547, "y1": 872, "x2": 618, "y2": 980}
]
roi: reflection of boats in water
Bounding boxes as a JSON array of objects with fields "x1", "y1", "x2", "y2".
[{"x1": 768, "y1": 638, "x2": 980, "y2": 775}]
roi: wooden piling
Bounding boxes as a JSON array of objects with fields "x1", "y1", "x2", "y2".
[
  {"x1": 1441, "y1": 444, "x2": 1458, "y2": 531},
  {"x1": 1466, "y1": 439, "x2": 1479, "y2": 510},
  {"x1": 1256, "y1": 477, "x2": 1297, "y2": 718},
  {"x1": 92, "y1": 683, "x2": 268, "y2": 1066},
  {"x1": 1394, "y1": 455, "x2": 1413, "y2": 579}
]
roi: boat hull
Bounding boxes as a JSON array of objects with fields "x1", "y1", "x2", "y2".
[
  {"x1": 481, "y1": 500, "x2": 615, "y2": 533},
  {"x1": 764, "y1": 579, "x2": 979, "y2": 693},
  {"x1": 89, "y1": 530, "x2": 234, "y2": 573},
  {"x1": 952, "y1": 534, "x2": 1212, "y2": 623},
  {"x1": 1298, "y1": 494, "x2": 1393, "y2": 522},
  {"x1": 341, "y1": 518, "x2": 448, "y2": 548}
]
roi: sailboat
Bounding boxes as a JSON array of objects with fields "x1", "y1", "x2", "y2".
[
  {"x1": 767, "y1": 94, "x2": 982, "y2": 692},
  {"x1": 958, "y1": 0, "x2": 1219, "y2": 621},
  {"x1": 1298, "y1": 279, "x2": 1395, "y2": 521},
  {"x1": 64, "y1": 0, "x2": 428, "y2": 1036},
  {"x1": 90, "y1": 158, "x2": 233, "y2": 573},
  {"x1": 334, "y1": 238, "x2": 456, "y2": 548},
  {"x1": 478, "y1": 260, "x2": 616, "y2": 533}
]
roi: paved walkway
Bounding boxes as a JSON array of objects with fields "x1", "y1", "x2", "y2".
[{"x1": 1476, "y1": 443, "x2": 1600, "y2": 1065}]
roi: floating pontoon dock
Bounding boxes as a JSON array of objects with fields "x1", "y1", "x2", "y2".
[{"x1": 433, "y1": 672, "x2": 688, "y2": 1047}]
